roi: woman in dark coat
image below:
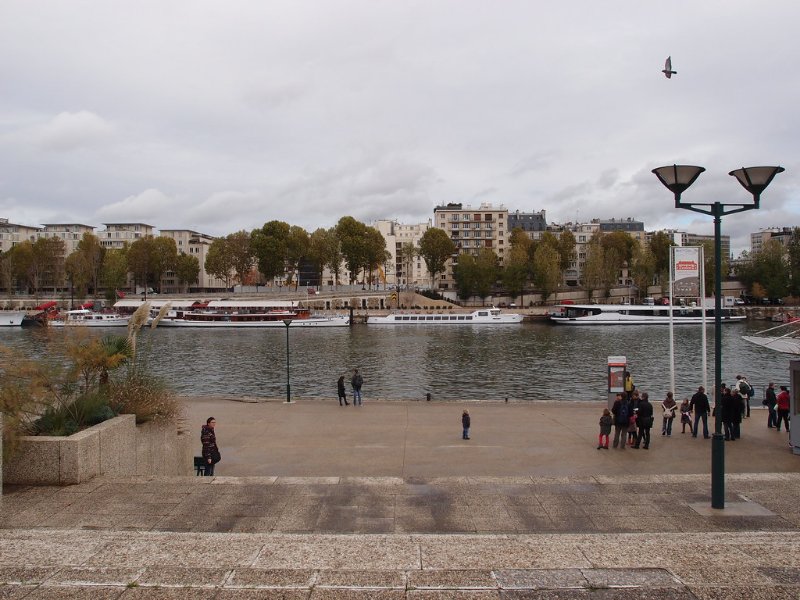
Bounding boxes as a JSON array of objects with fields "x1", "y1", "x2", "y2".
[
  {"x1": 634, "y1": 392, "x2": 654, "y2": 449},
  {"x1": 721, "y1": 387, "x2": 736, "y2": 441},
  {"x1": 201, "y1": 417, "x2": 219, "y2": 476},
  {"x1": 337, "y1": 375, "x2": 349, "y2": 406}
]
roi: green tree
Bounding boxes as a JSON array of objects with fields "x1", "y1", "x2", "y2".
[
  {"x1": 557, "y1": 230, "x2": 577, "y2": 274},
  {"x1": 29, "y1": 237, "x2": 66, "y2": 297},
  {"x1": 648, "y1": 231, "x2": 674, "y2": 286},
  {"x1": 532, "y1": 243, "x2": 561, "y2": 301},
  {"x1": 502, "y1": 245, "x2": 529, "y2": 302},
  {"x1": 363, "y1": 228, "x2": 389, "y2": 289},
  {"x1": 285, "y1": 226, "x2": 310, "y2": 288},
  {"x1": 788, "y1": 228, "x2": 800, "y2": 297},
  {"x1": 418, "y1": 228, "x2": 455, "y2": 290},
  {"x1": 227, "y1": 230, "x2": 254, "y2": 286},
  {"x1": 150, "y1": 237, "x2": 178, "y2": 293},
  {"x1": 630, "y1": 243, "x2": 656, "y2": 301},
  {"x1": 0, "y1": 242, "x2": 33, "y2": 295},
  {"x1": 100, "y1": 248, "x2": 129, "y2": 303},
  {"x1": 75, "y1": 233, "x2": 105, "y2": 297},
  {"x1": 335, "y1": 216, "x2": 369, "y2": 284},
  {"x1": 308, "y1": 227, "x2": 343, "y2": 289},
  {"x1": 753, "y1": 239, "x2": 789, "y2": 298},
  {"x1": 64, "y1": 251, "x2": 91, "y2": 297},
  {"x1": 251, "y1": 220, "x2": 291, "y2": 285},
  {"x1": 174, "y1": 253, "x2": 200, "y2": 292},
  {"x1": 453, "y1": 253, "x2": 477, "y2": 301},
  {"x1": 473, "y1": 248, "x2": 498, "y2": 303},
  {"x1": 205, "y1": 237, "x2": 235, "y2": 288}
]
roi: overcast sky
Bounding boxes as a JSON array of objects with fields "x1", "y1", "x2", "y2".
[{"x1": 1, "y1": 1, "x2": 798, "y2": 254}]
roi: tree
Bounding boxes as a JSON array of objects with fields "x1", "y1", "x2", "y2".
[
  {"x1": 150, "y1": 237, "x2": 178, "y2": 293},
  {"x1": 75, "y1": 233, "x2": 105, "y2": 297},
  {"x1": 363, "y1": 228, "x2": 388, "y2": 289},
  {"x1": 473, "y1": 248, "x2": 498, "y2": 303},
  {"x1": 557, "y1": 230, "x2": 577, "y2": 274},
  {"x1": 251, "y1": 220, "x2": 291, "y2": 285},
  {"x1": 453, "y1": 253, "x2": 477, "y2": 301},
  {"x1": 100, "y1": 248, "x2": 129, "y2": 303},
  {"x1": 418, "y1": 228, "x2": 455, "y2": 289},
  {"x1": 64, "y1": 251, "x2": 91, "y2": 297},
  {"x1": 788, "y1": 228, "x2": 800, "y2": 297},
  {"x1": 532, "y1": 243, "x2": 561, "y2": 301},
  {"x1": 174, "y1": 253, "x2": 200, "y2": 292},
  {"x1": 397, "y1": 241, "x2": 419, "y2": 289},
  {"x1": 699, "y1": 240, "x2": 729, "y2": 295},
  {"x1": 205, "y1": 238, "x2": 235, "y2": 288},
  {"x1": 227, "y1": 230, "x2": 254, "y2": 286},
  {"x1": 630, "y1": 243, "x2": 656, "y2": 301},
  {"x1": 0, "y1": 243, "x2": 33, "y2": 296},
  {"x1": 648, "y1": 231, "x2": 673, "y2": 286},
  {"x1": 752, "y1": 239, "x2": 789, "y2": 298},
  {"x1": 502, "y1": 245, "x2": 529, "y2": 301},
  {"x1": 335, "y1": 217, "x2": 369, "y2": 284},
  {"x1": 308, "y1": 227, "x2": 342, "y2": 289},
  {"x1": 285, "y1": 226, "x2": 310, "y2": 288}
]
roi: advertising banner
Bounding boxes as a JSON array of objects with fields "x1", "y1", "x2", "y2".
[{"x1": 672, "y1": 246, "x2": 701, "y2": 298}]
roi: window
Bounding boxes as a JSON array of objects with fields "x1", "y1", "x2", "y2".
[{"x1": 484, "y1": 214, "x2": 493, "y2": 221}]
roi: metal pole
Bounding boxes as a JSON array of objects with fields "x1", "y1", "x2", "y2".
[
  {"x1": 711, "y1": 203, "x2": 725, "y2": 509},
  {"x1": 285, "y1": 323, "x2": 291, "y2": 403}
]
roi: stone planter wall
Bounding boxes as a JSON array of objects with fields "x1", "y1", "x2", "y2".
[{"x1": 3, "y1": 414, "x2": 192, "y2": 485}]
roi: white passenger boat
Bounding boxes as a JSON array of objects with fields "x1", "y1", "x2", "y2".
[
  {"x1": 151, "y1": 300, "x2": 349, "y2": 328},
  {"x1": 741, "y1": 320, "x2": 800, "y2": 355},
  {"x1": 49, "y1": 309, "x2": 131, "y2": 327},
  {"x1": 0, "y1": 310, "x2": 27, "y2": 327},
  {"x1": 367, "y1": 307, "x2": 523, "y2": 325},
  {"x1": 549, "y1": 303, "x2": 745, "y2": 325}
]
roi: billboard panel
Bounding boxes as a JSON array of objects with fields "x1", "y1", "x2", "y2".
[{"x1": 672, "y1": 246, "x2": 701, "y2": 298}]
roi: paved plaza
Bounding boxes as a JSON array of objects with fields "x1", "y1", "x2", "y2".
[{"x1": 1, "y1": 399, "x2": 798, "y2": 598}]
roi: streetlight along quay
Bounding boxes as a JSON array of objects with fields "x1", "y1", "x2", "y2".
[
  {"x1": 283, "y1": 318, "x2": 292, "y2": 403},
  {"x1": 652, "y1": 164, "x2": 784, "y2": 509}
]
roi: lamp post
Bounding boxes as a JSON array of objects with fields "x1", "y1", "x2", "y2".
[
  {"x1": 652, "y1": 164, "x2": 784, "y2": 509},
  {"x1": 282, "y1": 318, "x2": 292, "y2": 403}
]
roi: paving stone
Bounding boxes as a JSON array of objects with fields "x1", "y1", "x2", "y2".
[
  {"x1": 0, "y1": 585, "x2": 37, "y2": 599},
  {"x1": 408, "y1": 591, "x2": 502, "y2": 599},
  {"x1": 308, "y1": 591, "x2": 404, "y2": 599},
  {"x1": 757, "y1": 566, "x2": 800, "y2": 584},
  {"x1": 216, "y1": 591, "x2": 310, "y2": 600},
  {"x1": 24, "y1": 586, "x2": 125, "y2": 599},
  {"x1": 135, "y1": 566, "x2": 231, "y2": 587},
  {"x1": 45, "y1": 567, "x2": 143, "y2": 586},
  {"x1": 225, "y1": 568, "x2": 315, "y2": 588},
  {"x1": 685, "y1": 586, "x2": 800, "y2": 600},
  {"x1": 493, "y1": 569, "x2": 586, "y2": 590},
  {"x1": 0, "y1": 567, "x2": 59, "y2": 585},
  {"x1": 315, "y1": 570, "x2": 405, "y2": 588},
  {"x1": 580, "y1": 568, "x2": 680, "y2": 588},
  {"x1": 117, "y1": 588, "x2": 215, "y2": 599},
  {"x1": 407, "y1": 569, "x2": 497, "y2": 589}
]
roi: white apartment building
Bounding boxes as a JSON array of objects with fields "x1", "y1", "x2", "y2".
[
  {"x1": 98, "y1": 223, "x2": 155, "y2": 249},
  {"x1": 39, "y1": 223, "x2": 96, "y2": 254},
  {"x1": 159, "y1": 229, "x2": 229, "y2": 292},
  {"x1": 0, "y1": 218, "x2": 40, "y2": 253},
  {"x1": 433, "y1": 202, "x2": 508, "y2": 291},
  {"x1": 751, "y1": 227, "x2": 794, "y2": 255},
  {"x1": 374, "y1": 219, "x2": 432, "y2": 288}
]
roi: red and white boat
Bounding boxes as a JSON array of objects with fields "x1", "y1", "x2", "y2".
[{"x1": 144, "y1": 300, "x2": 349, "y2": 328}]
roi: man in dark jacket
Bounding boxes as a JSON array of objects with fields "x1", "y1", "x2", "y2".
[
  {"x1": 689, "y1": 386, "x2": 710, "y2": 439},
  {"x1": 634, "y1": 392, "x2": 654, "y2": 449},
  {"x1": 765, "y1": 382, "x2": 778, "y2": 428},
  {"x1": 721, "y1": 386, "x2": 737, "y2": 441},
  {"x1": 611, "y1": 393, "x2": 628, "y2": 450}
]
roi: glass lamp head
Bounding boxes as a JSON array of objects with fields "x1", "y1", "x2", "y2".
[
  {"x1": 652, "y1": 165, "x2": 706, "y2": 199},
  {"x1": 729, "y1": 166, "x2": 784, "y2": 200}
]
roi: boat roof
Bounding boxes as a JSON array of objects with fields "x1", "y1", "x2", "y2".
[{"x1": 114, "y1": 299, "x2": 303, "y2": 309}]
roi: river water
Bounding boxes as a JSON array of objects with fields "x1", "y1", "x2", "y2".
[{"x1": 0, "y1": 320, "x2": 792, "y2": 402}]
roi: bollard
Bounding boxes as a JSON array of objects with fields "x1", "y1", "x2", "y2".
[{"x1": 426, "y1": 393, "x2": 431, "y2": 401}]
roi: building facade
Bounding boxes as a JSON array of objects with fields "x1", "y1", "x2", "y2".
[
  {"x1": 374, "y1": 219, "x2": 432, "y2": 288},
  {"x1": 159, "y1": 229, "x2": 229, "y2": 293},
  {"x1": 508, "y1": 210, "x2": 547, "y2": 239},
  {"x1": 432, "y1": 202, "x2": 508, "y2": 291},
  {"x1": 98, "y1": 223, "x2": 155, "y2": 249},
  {"x1": 39, "y1": 224, "x2": 96, "y2": 254},
  {"x1": 751, "y1": 227, "x2": 795, "y2": 255},
  {"x1": 0, "y1": 218, "x2": 41, "y2": 253}
]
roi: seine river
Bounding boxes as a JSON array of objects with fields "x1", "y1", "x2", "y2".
[{"x1": 1, "y1": 319, "x2": 793, "y2": 402}]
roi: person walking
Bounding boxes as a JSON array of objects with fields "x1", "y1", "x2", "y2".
[
  {"x1": 611, "y1": 393, "x2": 629, "y2": 450},
  {"x1": 462, "y1": 409, "x2": 471, "y2": 440},
  {"x1": 662, "y1": 391, "x2": 678, "y2": 436},
  {"x1": 351, "y1": 368, "x2": 364, "y2": 406},
  {"x1": 679, "y1": 398, "x2": 693, "y2": 435},
  {"x1": 689, "y1": 386, "x2": 710, "y2": 439},
  {"x1": 765, "y1": 382, "x2": 778, "y2": 428},
  {"x1": 598, "y1": 408, "x2": 612, "y2": 449},
  {"x1": 776, "y1": 385, "x2": 791, "y2": 432},
  {"x1": 337, "y1": 375, "x2": 349, "y2": 406},
  {"x1": 200, "y1": 417, "x2": 220, "y2": 476},
  {"x1": 634, "y1": 392, "x2": 654, "y2": 449}
]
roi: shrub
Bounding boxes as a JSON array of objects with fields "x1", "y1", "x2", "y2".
[{"x1": 29, "y1": 391, "x2": 116, "y2": 436}]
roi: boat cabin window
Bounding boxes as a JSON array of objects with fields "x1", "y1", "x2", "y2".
[{"x1": 478, "y1": 312, "x2": 488, "y2": 317}]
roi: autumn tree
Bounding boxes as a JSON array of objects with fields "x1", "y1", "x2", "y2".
[
  {"x1": 285, "y1": 226, "x2": 310, "y2": 288},
  {"x1": 473, "y1": 248, "x2": 498, "y2": 303},
  {"x1": 363, "y1": 228, "x2": 389, "y2": 289},
  {"x1": 453, "y1": 253, "x2": 477, "y2": 301},
  {"x1": 532, "y1": 243, "x2": 561, "y2": 301},
  {"x1": 308, "y1": 227, "x2": 343, "y2": 289},
  {"x1": 648, "y1": 231, "x2": 674, "y2": 287},
  {"x1": 251, "y1": 220, "x2": 291, "y2": 285},
  {"x1": 227, "y1": 230, "x2": 254, "y2": 286},
  {"x1": 100, "y1": 248, "x2": 129, "y2": 303},
  {"x1": 788, "y1": 227, "x2": 800, "y2": 297},
  {"x1": 205, "y1": 238, "x2": 235, "y2": 288},
  {"x1": 174, "y1": 253, "x2": 200, "y2": 292},
  {"x1": 418, "y1": 228, "x2": 455, "y2": 290},
  {"x1": 335, "y1": 217, "x2": 369, "y2": 284}
]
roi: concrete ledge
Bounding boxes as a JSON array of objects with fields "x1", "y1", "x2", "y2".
[{"x1": 4, "y1": 415, "x2": 191, "y2": 486}]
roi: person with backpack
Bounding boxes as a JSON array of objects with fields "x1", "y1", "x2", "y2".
[
  {"x1": 351, "y1": 368, "x2": 364, "y2": 406},
  {"x1": 736, "y1": 375, "x2": 753, "y2": 418},
  {"x1": 661, "y1": 391, "x2": 678, "y2": 436},
  {"x1": 611, "y1": 393, "x2": 629, "y2": 449}
]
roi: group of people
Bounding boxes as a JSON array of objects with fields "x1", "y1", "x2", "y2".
[
  {"x1": 336, "y1": 369, "x2": 364, "y2": 406},
  {"x1": 600, "y1": 372, "x2": 791, "y2": 450}
]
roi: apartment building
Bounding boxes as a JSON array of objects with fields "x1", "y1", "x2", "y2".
[
  {"x1": 374, "y1": 219, "x2": 432, "y2": 288},
  {"x1": 433, "y1": 202, "x2": 508, "y2": 291},
  {"x1": 751, "y1": 227, "x2": 794, "y2": 255},
  {"x1": 98, "y1": 223, "x2": 155, "y2": 249},
  {"x1": 159, "y1": 229, "x2": 229, "y2": 293},
  {"x1": 508, "y1": 210, "x2": 547, "y2": 240},
  {"x1": 39, "y1": 223, "x2": 96, "y2": 253},
  {"x1": 0, "y1": 218, "x2": 40, "y2": 253}
]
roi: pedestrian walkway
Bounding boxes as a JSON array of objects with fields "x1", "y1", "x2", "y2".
[{"x1": 1, "y1": 399, "x2": 798, "y2": 597}]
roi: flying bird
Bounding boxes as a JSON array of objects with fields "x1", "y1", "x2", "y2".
[{"x1": 662, "y1": 56, "x2": 677, "y2": 79}]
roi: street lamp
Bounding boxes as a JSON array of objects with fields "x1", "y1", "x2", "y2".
[
  {"x1": 282, "y1": 318, "x2": 292, "y2": 403},
  {"x1": 652, "y1": 164, "x2": 784, "y2": 509}
]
